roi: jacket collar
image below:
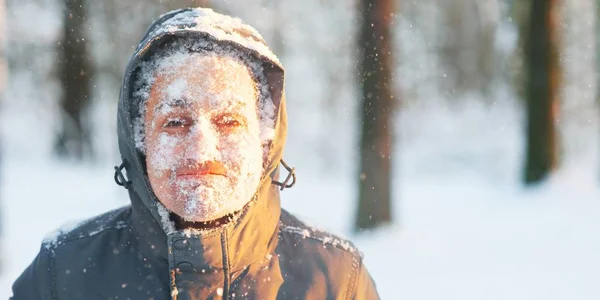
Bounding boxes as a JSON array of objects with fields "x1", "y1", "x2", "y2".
[{"x1": 129, "y1": 172, "x2": 281, "y2": 272}]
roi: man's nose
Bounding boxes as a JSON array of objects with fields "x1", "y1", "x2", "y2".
[{"x1": 184, "y1": 119, "x2": 219, "y2": 160}]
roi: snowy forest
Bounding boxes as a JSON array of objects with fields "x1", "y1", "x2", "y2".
[{"x1": 1, "y1": 0, "x2": 600, "y2": 299}]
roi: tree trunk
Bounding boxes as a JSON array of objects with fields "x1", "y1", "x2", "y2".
[
  {"x1": 523, "y1": 0, "x2": 560, "y2": 184},
  {"x1": 0, "y1": 0, "x2": 5, "y2": 96},
  {"x1": 0, "y1": 0, "x2": 5, "y2": 271},
  {"x1": 439, "y1": 0, "x2": 497, "y2": 96},
  {"x1": 55, "y1": 0, "x2": 92, "y2": 160},
  {"x1": 191, "y1": 0, "x2": 210, "y2": 7},
  {"x1": 597, "y1": 0, "x2": 600, "y2": 180},
  {"x1": 164, "y1": 1, "x2": 211, "y2": 14},
  {"x1": 174, "y1": 0, "x2": 210, "y2": 8},
  {"x1": 355, "y1": 0, "x2": 395, "y2": 232}
]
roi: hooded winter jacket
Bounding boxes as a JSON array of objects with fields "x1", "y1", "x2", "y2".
[{"x1": 11, "y1": 8, "x2": 380, "y2": 300}]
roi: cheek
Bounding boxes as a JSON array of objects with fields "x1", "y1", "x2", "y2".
[
  {"x1": 147, "y1": 133, "x2": 186, "y2": 173},
  {"x1": 219, "y1": 131, "x2": 262, "y2": 166}
]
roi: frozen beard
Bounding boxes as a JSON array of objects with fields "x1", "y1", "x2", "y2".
[{"x1": 142, "y1": 53, "x2": 265, "y2": 223}]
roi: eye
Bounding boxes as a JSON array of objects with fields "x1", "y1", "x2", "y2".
[
  {"x1": 163, "y1": 117, "x2": 190, "y2": 129},
  {"x1": 214, "y1": 114, "x2": 245, "y2": 128}
]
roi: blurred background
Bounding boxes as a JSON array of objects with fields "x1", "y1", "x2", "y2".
[{"x1": 1, "y1": 0, "x2": 599, "y2": 299}]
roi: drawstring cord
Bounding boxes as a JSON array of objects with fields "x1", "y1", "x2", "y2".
[
  {"x1": 115, "y1": 158, "x2": 296, "y2": 191},
  {"x1": 114, "y1": 160, "x2": 132, "y2": 189},
  {"x1": 272, "y1": 159, "x2": 296, "y2": 191}
]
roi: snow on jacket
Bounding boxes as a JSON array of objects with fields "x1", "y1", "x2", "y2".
[{"x1": 11, "y1": 8, "x2": 379, "y2": 300}]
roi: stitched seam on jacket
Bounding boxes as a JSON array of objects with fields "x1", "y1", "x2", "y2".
[
  {"x1": 346, "y1": 253, "x2": 360, "y2": 300},
  {"x1": 221, "y1": 232, "x2": 231, "y2": 299},
  {"x1": 48, "y1": 248, "x2": 58, "y2": 300},
  {"x1": 229, "y1": 265, "x2": 250, "y2": 293},
  {"x1": 51, "y1": 224, "x2": 129, "y2": 248},
  {"x1": 279, "y1": 224, "x2": 358, "y2": 253}
]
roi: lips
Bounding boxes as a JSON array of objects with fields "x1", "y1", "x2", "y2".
[
  {"x1": 176, "y1": 161, "x2": 227, "y2": 178},
  {"x1": 177, "y1": 171, "x2": 224, "y2": 177}
]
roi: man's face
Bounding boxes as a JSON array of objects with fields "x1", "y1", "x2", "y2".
[{"x1": 144, "y1": 54, "x2": 263, "y2": 223}]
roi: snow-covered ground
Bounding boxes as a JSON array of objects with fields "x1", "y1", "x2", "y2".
[{"x1": 2, "y1": 100, "x2": 600, "y2": 300}]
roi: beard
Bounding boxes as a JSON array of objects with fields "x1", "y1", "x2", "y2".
[
  {"x1": 167, "y1": 162, "x2": 262, "y2": 222},
  {"x1": 146, "y1": 122, "x2": 266, "y2": 225}
]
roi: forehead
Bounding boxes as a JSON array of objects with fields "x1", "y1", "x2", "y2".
[{"x1": 147, "y1": 53, "x2": 258, "y2": 114}]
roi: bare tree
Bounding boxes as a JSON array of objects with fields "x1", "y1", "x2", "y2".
[
  {"x1": 165, "y1": 0, "x2": 211, "y2": 10},
  {"x1": 191, "y1": 0, "x2": 210, "y2": 7},
  {"x1": 55, "y1": 0, "x2": 93, "y2": 160},
  {"x1": 0, "y1": 0, "x2": 5, "y2": 98},
  {"x1": 523, "y1": 0, "x2": 560, "y2": 184},
  {"x1": 438, "y1": 0, "x2": 498, "y2": 96},
  {"x1": 355, "y1": 0, "x2": 395, "y2": 231},
  {"x1": 0, "y1": 0, "x2": 5, "y2": 270},
  {"x1": 597, "y1": 0, "x2": 600, "y2": 179}
]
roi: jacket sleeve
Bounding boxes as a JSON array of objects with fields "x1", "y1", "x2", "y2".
[
  {"x1": 351, "y1": 258, "x2": 380, "y2": 300},
  {"x1": 10, "y1": 244, "x2": 54, "y2": 300}
]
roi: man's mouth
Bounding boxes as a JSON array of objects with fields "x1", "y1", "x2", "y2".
[
  {"x1": 176, "y1": 162, "x2": 227, "y2": 178},
  {"x1": 177, "y1": 171, "x2": 225, "y2": 178}
]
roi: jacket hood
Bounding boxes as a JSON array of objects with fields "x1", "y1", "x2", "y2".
[{"x1": 115, "y1": 7, "x2": 289, "y2": 271}]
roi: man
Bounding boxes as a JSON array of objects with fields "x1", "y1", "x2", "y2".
[{"x1": 12, "y1": 8, "x2": 379, "y2": 299}]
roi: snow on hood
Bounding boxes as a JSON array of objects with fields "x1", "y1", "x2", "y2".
[{"x1": 137, "y1": 8, "x2": 281, "y2": 67}]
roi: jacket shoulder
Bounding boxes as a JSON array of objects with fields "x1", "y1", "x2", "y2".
[
  {"x1": 11, "y1": 206, "x2": 132, "y2": 300},
  {"x1": 277, "y1": 210, "x2": 367, "y2": 299},
  {"x1": 42, "y1": 205, "x2": 131, "y2": 250},
  {"x1": 11, "y1": 243, "x2": 54, "y2": 299},
  {"x1": 278, "y1": 209, "x2": 362, "y2": 257}
]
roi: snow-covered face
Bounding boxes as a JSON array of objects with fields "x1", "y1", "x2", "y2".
[{"x1": 144, "y1": 54, "x2": 263, "y2": 223}]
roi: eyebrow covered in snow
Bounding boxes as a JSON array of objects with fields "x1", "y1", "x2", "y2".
[
  {"x1": 153, "y1": 96, "x2": 250, "y2": 115},
  {"x1": 132, "y1": 35, "x2": 277, "y2": 155},
  {"x1": 153, "y1": 98, "x2": 190, "y2": 114}
]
